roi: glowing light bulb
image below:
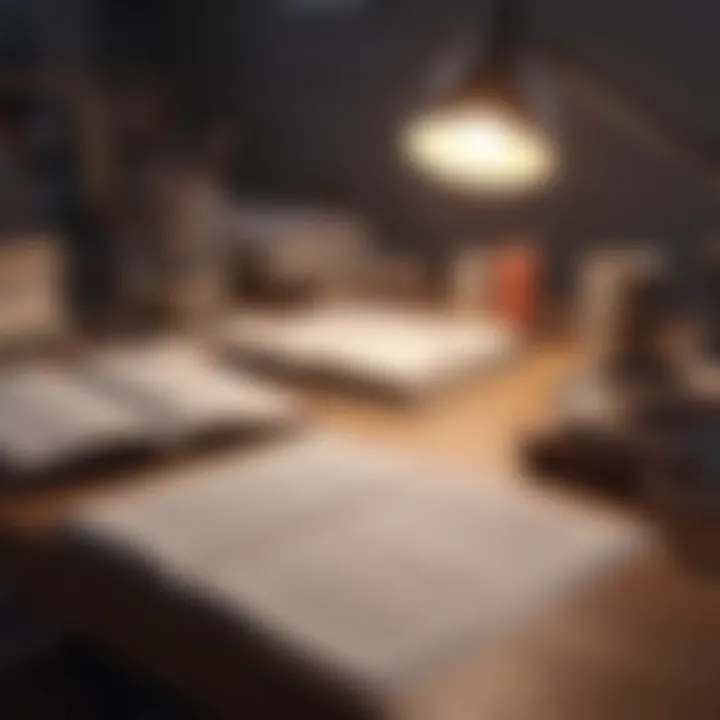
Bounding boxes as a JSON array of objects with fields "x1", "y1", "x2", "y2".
[{"x1": 402, "y1": 103, "x2": 558, "y2": 194}]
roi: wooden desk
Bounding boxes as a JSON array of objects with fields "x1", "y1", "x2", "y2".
[
  {"x1": 0, "y1": 341, "x2": 582, "y2": 535},
  {"x1": 0, "y1": 342, "x2": 718, "y2": 720}
]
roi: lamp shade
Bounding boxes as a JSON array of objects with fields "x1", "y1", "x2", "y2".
[
  {"x1": 402, "y1": 99, "x2": 557, "y2": 194},
  {"x1": 401, "y1": 0, "x2": 559, "y2": 195}
]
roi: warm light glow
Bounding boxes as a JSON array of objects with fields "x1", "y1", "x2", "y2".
[{"x1": 402, "y1": 103, "x2": 558, "y2": 193}]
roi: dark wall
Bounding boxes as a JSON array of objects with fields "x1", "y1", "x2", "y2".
[
  {"x1": 224, "y1": 0, "x2": 719, "y2": 297},
  {"x1": 0, "y1": 0, "x2": 95, "y2": 66},
  {"x1": 178, "y1": 2, "x2": 718, "y2": 238},
  {"x1": 3, "y1": 0, "x2": 718, "y2": 298}
]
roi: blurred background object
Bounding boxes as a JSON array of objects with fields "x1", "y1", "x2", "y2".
[{"x1": 0, "y1": 237, "x2": 68, "y2": 357}]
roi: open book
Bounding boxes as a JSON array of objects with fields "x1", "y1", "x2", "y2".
[
  {"x1": 0, "y1": 364, "x2": 153, "y2": 475},
  {"x1": 224, "y1": 303, "x2": 520, "y2": 399},
  {"x1": 62, "y1": 434, "x2": 646, "y2": 716},
  {"x1": 80, "y1": 342, "x2": 298, "y2": 441},
  {"x1": 0, "y1": 345, "x2": 298, "y2": 479}
]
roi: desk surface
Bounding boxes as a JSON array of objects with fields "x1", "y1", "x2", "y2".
[
  {"x1": 0, "y1": 341, "x2": 579, "y2": 534},
  {"x1": 1, "y1": 342, "x2": 719, "y2": 720}
]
